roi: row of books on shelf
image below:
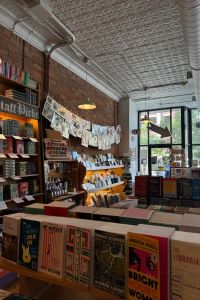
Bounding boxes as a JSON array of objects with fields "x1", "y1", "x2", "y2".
[
  {"x1": 0, "y1": 139, "x2": 36, "y2": 155},
  {"x1": 135, "y1": 175, "x2": 200, "y2": 200},
  {"x1": 0, "y1": 60, "x2": 30, "y2": 85},
  {"x1": 0, "y1": 161, "x2": 38, "y2": 178},
  {"x1": 0, "y1": 179, "x2": 39, "y2": 200},
  {"x1": 4, "y1": 88, "x2": 37, "y2": 106},
  {"x1": 0, "y1": 120, "x2": 35, "y2": 137},
  {"x1": 2, "y1": 208, "x2": 200, "y2": 299}
]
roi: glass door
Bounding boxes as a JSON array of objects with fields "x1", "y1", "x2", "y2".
[{"x1": 149, "y1": 146, "x2": 171, "y2": 177}]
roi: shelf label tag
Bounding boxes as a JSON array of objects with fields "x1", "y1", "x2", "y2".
[
  {"x1": 20, "y1": 154, "x2": 30, "y2": 158},
  {"x1": 29, "y1": 137, "x2": 38, "y2": 143},
  {"x1": 13, "y1": 136, "x2": 23, "y2": 140},
  {"x1": 13, "y1": 197, "x2": 24, "y2": 204},
  {"x1": 0, "y1": 153, "x2": 6, "y2": 158},
  {"x1": 7, "y1": 153, "x2": 18, "y2": 159},
  {"x1": 25, "y1": 195, "x2": 35, "y2": 201},
  {"x1": 10, "y1": 176, "x2": 21, "y2": 181},
  {"x1": 0, "y1": 202, "x2": 8, "y2": 210},
  {"x1": 0, "y1": 177, "x2": 6, "y2": 183},
  {"x1": 0, "y1": 134, "x2": 6, "y2": 140}
]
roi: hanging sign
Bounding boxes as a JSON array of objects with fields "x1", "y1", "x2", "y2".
[{"x1": 0, "y1": 96, "x2": 39, "y2": 119}]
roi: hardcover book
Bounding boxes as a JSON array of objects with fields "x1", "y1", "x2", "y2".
[
  {"x1": 148, "y1": 176, "x2": 162, "y2": 198},
  {"x1": 93, "y1": 207, "x2": 125, "y2": 223},
  {"x1": 135, "y1": 176, "x2": 148, "y2": 197},
  {"x1": 39, "y1": 222, "x2": 66, "y2": 278},
  {"x1": 177, "y1": 178, "x2": 192, "y2": 200},
  {"x1": 192, "y1": 178, "x2": 200, "y2": 200},
  {"x1": 18, "y1": 182, "x2": 29, "y2": 197},
  {"x1": 162, "y1": 178, "x2": 177, "y2": 198},
  {"x1": 171, "y1": 231, "x2": 200, "y2": 300},
  {"x1": 3, "y1": 138, "x2": 13, "y2": 154},
  {"x1": 44, "y1": 201, "x2": 76, "y2": 217},
  {"x1": 120, "y1": 207, "x2": 154, "y2": 225},
  {"x1": 18, "y1": 218, "x2": 40, "y2": 270},
  {"x1": 68, "y1": 205, "x2": 98, "y2": 219}
]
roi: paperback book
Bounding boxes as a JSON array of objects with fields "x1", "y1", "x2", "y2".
[
  {"x1": 39, "y1": 222, "x2": 65, "y2": 278},
  {"x1": 18, "y1": 219, "x2": 40, "y2": 270}
]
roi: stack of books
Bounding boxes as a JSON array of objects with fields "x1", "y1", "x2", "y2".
[
  {"x1": 149, "y1": 211, "x2": 183, "y2": 230},
  {"x1": 5, "y1": 89, "x2": 26, "y2": 102}
]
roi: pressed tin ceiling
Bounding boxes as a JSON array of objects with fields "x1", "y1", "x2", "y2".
[
  {"x1": 0, "y1": 0, "x2": 194, "y2": 103},
  {"x1": 45, "y1": 0, "x2": 191, "y2": 94}
]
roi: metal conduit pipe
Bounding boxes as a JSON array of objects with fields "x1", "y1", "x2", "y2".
[{"x1": 177, "y1": 0, "x2": 200, "y2": 104}]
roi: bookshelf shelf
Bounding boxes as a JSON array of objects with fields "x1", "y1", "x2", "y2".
[
  {"x1": 86, "y1": 181, "x2": 125, "y2": 193},
  {"x1": 0, "y1": 257, "x2": 119, "y2": 300},
  {"x1": 86, "y1": 165, "x2": 124, "y2": 171},
  {"x1": 0, "y1": 74, "x2": 39, "y2": 92},
  {"x1": 20, "y1": 174, "x2": 40, "y2": 178}
]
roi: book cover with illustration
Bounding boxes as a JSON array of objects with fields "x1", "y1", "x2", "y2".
[
  {"x1": 18, "y1": 219, "x2": 40, "y2": 270},
  {"x1": 93, "y1": 230, "x2": 126, "y2": 298},
  {"x1": 128, "y1": 233, "x2": 160, "y2": 300},
  {"x1": 38, "y1": 222, "x2": 65, "y2": 278},
  {"x1": 64, "y1": 225, "x2": 77, "y2": 281},
  {"x1": 171, "y1": 231, "x2": 200, "y2": 300},
  {"x1": 2, "y1": 215, "x2": 21, "y2": 262},
  {"x1": 148, "y1": 177, "x2": 162, "y2": 198}
]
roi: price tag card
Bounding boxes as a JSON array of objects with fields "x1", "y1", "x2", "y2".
[
  {"x1": 25, "y1": 195, "x2": 35, "y2": 201},
  {"x1": 0, "y1": 134, "x2": 6, "y2": 140},
  {"x1": 7, "y1": 153, "x2": 18, "y2": 159},
  {"x1": 0, "y1": 153, "x2": 6, "y2": 158},
  {"x1": 29, "y1": 137, "x2": 38, "y2": 143},
  {"x1": 20, "y1": 154, "x2": 30, "y2": 158},
  {"x1": 13, "y1": 197, "x2": 24, "y2": 204},
  {"x1": 13, "y1": 136, "x2": 23, "y2": 140},
  {"x1": 0, "y1": 177, "x2": 6, "y2": 183},
  {"x1": 0, "y1": 202, "x2": 8, "y2": 210},
  {"x1": 10, "y1": 176, "x2": 21, "y2": 181}
]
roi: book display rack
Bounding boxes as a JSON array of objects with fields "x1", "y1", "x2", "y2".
[{"x1": 0, "y1": 74, "x2": 44, "y2": 213}]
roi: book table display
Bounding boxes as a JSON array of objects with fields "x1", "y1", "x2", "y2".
[{"x1": 0, "y1": 257, "x2": 119, "y2": 300}]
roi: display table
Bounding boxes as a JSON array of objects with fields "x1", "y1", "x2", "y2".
[{"x1": 0, "y1": 257, "x2": 120, "y2": 300}]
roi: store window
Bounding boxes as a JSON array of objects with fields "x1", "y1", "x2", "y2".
[
  {"x1": 138, "y1": 107, "x2": 185, "y2": 176},
  {"x1": 149, "y1": 109, "x2": 171, "y2": 144},
  {"x1": 191, "y1": 109, "x2": 200, "y2": 166}
]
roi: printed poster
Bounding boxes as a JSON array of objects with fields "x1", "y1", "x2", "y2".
[
  {"x1": 42, "y1": 102, "x2": 54, "y2": 122},
  {"x1": 51, "y1": 112, "x2": 63, "y2": 132},
  {"x1": 128, "y1": 232, "x2": 160, "y2": 300}
]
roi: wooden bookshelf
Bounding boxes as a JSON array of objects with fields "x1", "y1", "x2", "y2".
[
  {"x1": 0, "y1": 74, "x2": 44, "y2": 208},
  {"x1": 86, "y1": 165, "x2": 124, "y2": 171},
  {"x1": 0, "y1": 257, "x2": 120, "y2": 300}
]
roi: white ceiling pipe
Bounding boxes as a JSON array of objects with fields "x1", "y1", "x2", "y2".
[{"x1": 177, "y1": 0, "x2": 200, "y2": 110}]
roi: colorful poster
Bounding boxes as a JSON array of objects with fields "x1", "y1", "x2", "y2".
[
  {"x1": 39, "y1": 223, "x2": 65, "y2": 278},
  {"x1": 18, "y1": 219, "x2": 40, "y2": 270},
  {"x1": 128, "y1": 233, "x2": 160, "y2": 300},
  {"x1": 94, "y1": 230, "x2": 125, "y2": 297}
]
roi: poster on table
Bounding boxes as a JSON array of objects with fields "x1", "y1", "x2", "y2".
[{"x1": 42, "y1": 102, "x2": 54, "y2": 122}]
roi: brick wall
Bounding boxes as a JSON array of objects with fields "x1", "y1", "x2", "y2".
[{"x1": 0, "y1": 25, "x2": 118, "y2": 155}]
